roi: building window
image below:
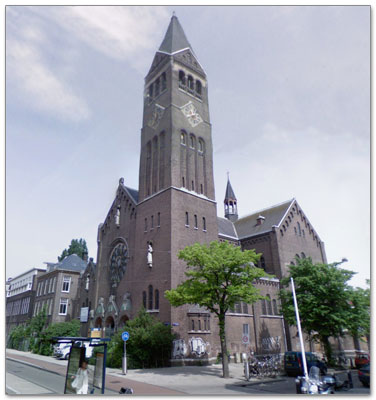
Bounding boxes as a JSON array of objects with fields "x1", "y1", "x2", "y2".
[
  {"x1": 185, "y1": 212, "x2": 189, "y2": 226},
  {"x1": 155, "y1": 77, "x2": 160, "y2": 97},
  {"x1": 188, "y1": 75, "x2": 194, "y2": 91},
  {"x1": 266, "y1": 295, "x2": 272, "y2": 315},
  {"x1": 297, "y1": 222, "x2": 301, "y2": 236},
  {"x1": 196, "y1": 80, "x2": 202, "y2": 95},
  {"x1": 44, "y1": 280, "x2": 48, "y2": 295},
  {"x1": 198, "y1": 319, "x2": 201, "y2": 331},
  {"x1": 148, "y1": 84, "x2": 153, "y2": 103},
  {"x1": 261, "y1": 299, "x2": 267, "y2": 315},
  {"x1": 301, "y1": 252, "x2": 306, "y2": 259},
  {"x1": 161, "y1": 72, "x2": 167, "y2": 91},
  {"x1": 151, "y1": 215, "x2": 154, "y2": 229},
  {"x1": 191, "y1": 180, "x2": 195, "y2": 191},
  {"x1": 295, "y1": 254, "x2": 300, "y2": 260},
  {"x1": 62, "y1": 276, "x2": 71, "y2": 293},
  {"x1": 200, "y1": 184, "x2": 203, "y2": 194},
  {"x1": 182, "y1": 177, "x2": 185, "y2": 187},
  {"x1": 235, "y1": 302, "x2": 241, "y2": 313},
  {"x1": 294, "y1": 227, "x2": 297, "y2": 235},
  {"x1": 280, "y1": 229, "x2": 284, "y2": 236},
  {"x1": 155, "y1": 289, "x2": 159, "y2": 310},
  {"x1": 190, "y1": 135, "x2": 195, "y2": 148},
  {"x1": 143, "y1": 291, "x2": 147, "y2": 308},
  {"x1": 194, "y1": 214, "x2": 198, "y2": 229},
  {"x1": 191, "y1": 319, "x2": 195, "y2": 331},
  {"x1": 260, "y1": 256, "x2": 266, "y2": 270},
  {"x1": 40, "y1": 281, "x2": 44, "y2": 296},
  {"x1": 243, "y1": 323, "x2": 249, "y2": 337},
  {"x1": 272, "y1": 299, "x2": 278, "y2": 315},
  {"x1": 242, "y1": 302, "x2": 248, "y2": 314},
  {"x1": 148, "y1": 285, "x2": 153, "y2": 310},
  {"x1": 198, "y1": 139, "x2": 204, "y2": 153},
  {"x1": 52, "y1": 277, "x2": 56, "y2": 293},
  {"x1": 179, "y1": 70, "x2": 186, "y2": 86},
  {"x1": 203, "y1": 217, "x2": 206, "y2": 231},
  {"x1": 59, "y1": 299, "x2": 68, "y2": 315},
  {"x1": 181, "y1": 131, "x2": 186, "y2": 145},
  {"x1": 144, "y1": 218, "x2": 148, "y2": 232}
]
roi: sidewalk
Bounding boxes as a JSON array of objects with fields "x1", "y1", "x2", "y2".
[
  {"x1": 6, "y1": 349, "x2": 283, "y2": 395},
  {"x1": 6, "y1": 349, "x2": 185, "y2": 395}
]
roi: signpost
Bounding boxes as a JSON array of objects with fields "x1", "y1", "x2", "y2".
[{"x1": 121, "y1": 332, "x2": 129, "y2": 375}]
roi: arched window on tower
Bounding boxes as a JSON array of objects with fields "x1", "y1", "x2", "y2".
[
  {"x1": 260, "y1": 256, "x2": 266, "y2": 270},
  {"x1": 297, "y1": 222, "x2": 301, "y2": 236},
  {"x1": 272, "y1": 299, "x2": 278, "y2": 315},
  {"x1": 179, "y1": 70, "x2": 186, "y2": 87},
  {"x1": 148, "y1": 85, "x2": 153, "y2": 104},
  {"x1": 196, "y1": 80, "x2": 202, "y2": 97},
  {"x1": 155, "y1": 77, "x2": 160, "y2": 97},
  {"x1": 161, "y1": 72, "x2": 167, "y2": 91},
  {"x1": 181, "y1": 131, "x2": 186, "y2": 145},
  {"x1": 190, "y1": 135, "x2": 195, "y2": 148},
  {"x1": 188, "y1": 75, "x2": 194, "y2": 92},
  {"x1": 198, "y1": 138, "x2": 204, "y2": 153},
  {"x1": 155, "y1": 289, "x2": 159, "y2": 310},
  {"x1": 148, "y1": 285, "x2": 153, "y2": 310},
  {"x1": 142, "y1": 291, "x2": 147, "y2": 308},
  {"x1": 261, "y1": 299, "x2": 267, "y2": 315},
  {"x1": 301, "y1": 252, "x2": 306, "y2": 258}
]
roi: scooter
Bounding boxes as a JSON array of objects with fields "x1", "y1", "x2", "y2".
[{"x1": 296, "y1": 366, "x2": 336, "y2": 394}]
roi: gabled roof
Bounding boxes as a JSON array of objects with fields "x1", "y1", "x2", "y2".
[
  {"x1": 217, "y1": 217, "x2": 238, "y2": 239},
  {"x1": 158, "y1": 15, "x2": 193, "y2": 55},
  {"x1": 234, "y1": 199, "x2": 294, "y2": 239},
  {"x1": 124, "y1": 185, "x2": 139, "y2": 204}
]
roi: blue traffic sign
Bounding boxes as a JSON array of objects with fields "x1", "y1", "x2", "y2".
[{"x1": 122, "y1": 331, "x2": 130, "y2": 341}]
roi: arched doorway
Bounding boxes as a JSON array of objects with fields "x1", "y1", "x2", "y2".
[
  {"x1": 118, "y1": 315, "x2": 129, "y2": 330},
  {"x1": 94, "y1": 317, "x2": 102, "y2": 328},
  {"x1": 105, "y1": 316, "x2": 115, "y2": 337}
]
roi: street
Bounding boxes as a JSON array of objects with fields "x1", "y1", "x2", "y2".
[{"x1": 6, "y1": 351, "x2": 370, "y2": 396}]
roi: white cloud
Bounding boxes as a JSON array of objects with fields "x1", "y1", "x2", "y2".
[
  {"x1": 32, "y1": 6, "x2": 170, "y2": 70},
  {"x1": 7, "y1": 37, "x2": 91, "y2": 122}
]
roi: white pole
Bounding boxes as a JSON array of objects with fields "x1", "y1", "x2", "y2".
[
  {"x1": 291, "y1": 277, "x2": 309, "y2": 383},
  {"x1": 122, "y1": 341, "x2": 127, "y2": 375}
]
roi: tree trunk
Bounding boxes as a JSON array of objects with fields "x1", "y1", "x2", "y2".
[
  {"x1": 218, "y1": 314, "x2": 229, "y2": 378},
  {"x1": 321, "y1": 336, "x2": 333, "y2": 366}
]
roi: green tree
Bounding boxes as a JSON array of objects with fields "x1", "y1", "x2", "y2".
[
  {"x1": 39, "y1": 320, "x2": 81, "y2": 356},
  {"x1": 7, "y1": 324, "x2": 29, "y2": 350},
  {"x1": 58, "y1": 238, "x2": 88, "y2": 261},
  {"x1": 29, "y1": 305, "x2": 48, "y2": 353},
  {"x1": 279, "y1": 257, "x2": 355, "y2": 365},
  {"x1": 106, "y1": 308, "x2": 175, "y2": 369},
  {"x1": 165, "y1": 241, "x2": 269, "y2": 378},
  {"x1": 347, "y1": 281, "x2": 370, "y2": 348}
]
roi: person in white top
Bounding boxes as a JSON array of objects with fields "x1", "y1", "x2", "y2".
[{"x1": 72, "y1": 360, "x2": 89, "y2": 394}]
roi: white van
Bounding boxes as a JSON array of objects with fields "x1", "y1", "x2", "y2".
[{"x1": 54, "y1": 341, "x2": 93, "y2": 360}]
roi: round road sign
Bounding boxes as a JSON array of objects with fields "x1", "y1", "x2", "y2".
[{"x1": 122, "y1": 331, "x2": 130, "y2": 341}]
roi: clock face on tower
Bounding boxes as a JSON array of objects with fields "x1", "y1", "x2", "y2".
[
  {"x1": 109, "y1": 243, "x2": 128, "y2": 286},
  {"x1": 147, "y1": 103, "x2": 165, "y2": 129},
  {"x1": 181, "y1": 101, "x2": 203, "y2": 127}
]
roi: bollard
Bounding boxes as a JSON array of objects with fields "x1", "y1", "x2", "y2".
[{"x1": 347, "y1": 370, "x2": 353, "y2": 389}]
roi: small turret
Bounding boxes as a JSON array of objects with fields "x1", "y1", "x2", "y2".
[{"x1": 224, "y1": 175, "x2": 238, "y2": 222}]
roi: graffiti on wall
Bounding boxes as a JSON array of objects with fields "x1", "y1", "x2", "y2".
[
  {"x1": 189, "y1": 337, "x2": 210, "y2": 357},
  {"x1": 262, "y1": 336, "x2": 281, "y2": 351},
  {"x1": 172, "y1": 339, "x2": 187, "y2": 358},
  {"x1": 172, "y1": 337, "x2": 211, "y2": 358}
]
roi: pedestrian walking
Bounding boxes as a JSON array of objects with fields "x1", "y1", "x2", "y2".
[{"x1": 71, "y1": 359, "x2": 89, "y2": 394}]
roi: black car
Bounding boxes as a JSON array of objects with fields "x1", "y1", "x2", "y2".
[{"x1": 358, "y1": 363, "x2": 370, "y2": 387}]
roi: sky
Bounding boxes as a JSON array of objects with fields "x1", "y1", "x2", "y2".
[{"x1": 5, "y1": 5, "x2": 370, "y2": 288}]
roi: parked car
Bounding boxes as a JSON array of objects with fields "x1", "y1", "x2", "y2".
[
  {"x1": 355, "y1": 352, "x2": 370, "y2": 369},
  {"x1": 54, "y1": 341, "x2": 93, "y2": 360},
  {"x1": 358, "y1": 363, "x2": 370, "y2": 387},
  {"x1": 284, "y1": 351, "x2": 327, "y2": 377}
]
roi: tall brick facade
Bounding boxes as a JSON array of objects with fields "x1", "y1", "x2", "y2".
[{"x1": 75, "y1": 15, "x2": 363, "y2": 362}]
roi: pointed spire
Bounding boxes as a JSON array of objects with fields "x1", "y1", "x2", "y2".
[
  {"x1": 224, "y1": 174, "x2": 238, "y2": 222},
  {"x1": 158, "y1": 14, "x2": 193, "y2": 55}
]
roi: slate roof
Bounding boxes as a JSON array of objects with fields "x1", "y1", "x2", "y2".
[
  {"x1": 124, "y1": 186, "x2": 139, "y2": 203},
  {"x1": 225, "y1": 179, "x2": 237, "y2": 202},
  {"x1": 46, "y1": 254, "x2": 87, "y2": 273},
  {"x1": 217, "y1": 217, "x2": 238, "y2": 239},
  {"x1": 158, "y1": 15, "x2": 193, "y2": 55},
  {"x1": 234, "y1": 199, "x2": 294, "y2": 239}
]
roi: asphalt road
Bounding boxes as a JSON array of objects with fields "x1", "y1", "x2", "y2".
[{"x1": 6, "y1": 359, "x2": 118, "y2": 395}]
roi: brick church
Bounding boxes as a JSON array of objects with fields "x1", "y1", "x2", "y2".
[{"x1": 75, "y1": 15, "x2": 330, "y2": 362}]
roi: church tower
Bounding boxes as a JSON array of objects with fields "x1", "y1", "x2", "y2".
[
  {"x1": 131, "y1": 15, "x2": 219, "y2": 349},
  {"x1": 224, "y1": 177, "x2": 238, "y2": 222}
]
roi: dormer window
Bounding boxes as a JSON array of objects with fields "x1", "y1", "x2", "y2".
[{"x1": 256, "y1": 215, "x2": 265, "y2": 226}]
